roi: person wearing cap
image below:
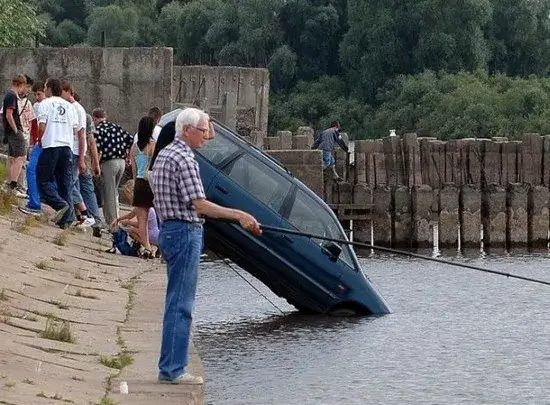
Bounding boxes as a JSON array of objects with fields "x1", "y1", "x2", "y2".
[{"x1": 311, "y1": 120, "x2": 349, "y2": 182}]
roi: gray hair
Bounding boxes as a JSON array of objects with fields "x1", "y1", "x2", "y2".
[{"x1": 175, "y1": 107, "x2": 209, "y2": 135}]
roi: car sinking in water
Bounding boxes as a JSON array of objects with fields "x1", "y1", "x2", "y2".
[{"x1": 158, "y1": 109, "x2": 391, "y2": 315}]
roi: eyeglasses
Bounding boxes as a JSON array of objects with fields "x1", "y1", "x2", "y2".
[{"x1": 192, "y1": 126, "x2": 209, "y2": 134}]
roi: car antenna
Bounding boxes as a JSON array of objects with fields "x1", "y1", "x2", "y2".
[{"x1": 258, "y1": 224, "x2": 550, "y2": 288}]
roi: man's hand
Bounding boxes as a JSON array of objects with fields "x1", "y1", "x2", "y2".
[
  {"x1": 92, "y1": 163, "x2": 101, "y2": 177},
  {"x1": 78, "y1": 157, "x2": 86, "y2": 174},
  {"x1": 237, "y1": 212, "x2": 262, "y2": 236}
]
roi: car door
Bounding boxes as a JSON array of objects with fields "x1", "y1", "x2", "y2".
[{"x1": 278, "y1": 188, "x2": 348, "y2": 298}]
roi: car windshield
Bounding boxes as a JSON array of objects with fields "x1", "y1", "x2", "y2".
[{"x1": 287, "y1": 189, "x2": 356, "y2": 269}]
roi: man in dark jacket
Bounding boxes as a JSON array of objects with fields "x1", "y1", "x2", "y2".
[{"x1": 311, "y1": 120, "x2": 348, "y2": 181}]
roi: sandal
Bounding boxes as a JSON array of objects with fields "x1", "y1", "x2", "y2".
[{"x1": 141, "y1": 249, "x2": 154, "y2": 259}]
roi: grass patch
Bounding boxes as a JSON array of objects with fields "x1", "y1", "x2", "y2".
[
  {"x1": 10, "y1": 221, "x2": 29, "y2": 234},
  {"x1": 22, "y1": 377, "x2": 35, "y2": 385},
  {"x1": 23, "y1": 215, "x2": 40, "y2": 228},
  {"x1": 40, "y1": 316, "x2": 75, "y2": 343},
  {"x1": 53, "y1": 231, "x2": 69, "y2": 246},
  {"x1": 51, "y1": 256, "x2": 66, "y2": 262},
  {"x1": 73, "y1": 270, "x2": 83, "y2": 280},
  {"x1": 96, "y1": 398, "x2": 118, "y2": 405},
  {"x1": 36, "y1": 260, "x2": 49, "y2": 270},
  {"x1": 4, "y1": 380, "x2": 16, "y2": 388},
  {"x1": 99, "y1": 352, "x2": 134, "y2": 370},
  {"x1": 0, "y1": 289, "x2": 8, "y2": 301},
  {"x1": 72, "y1": 288, "x2": 98, "y2": 300},
  {"x1": 0, "y1": 190, "x2": 16, "y2": 216},
  {"x1": 71, "y1": 376, "x2": 84, "y2": 381}
]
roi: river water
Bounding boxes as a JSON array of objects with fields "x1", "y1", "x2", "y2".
[{"x1": 194, "y1": 249, "x2": 550, "y2": 405}]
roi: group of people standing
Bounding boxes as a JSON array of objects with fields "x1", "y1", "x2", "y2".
[
  {"x1": 3, "y1": 74, "x2": 266, "y2": 385},
  {"x1": 1, "y1": 74, "x2": 162, "y2": 250}
]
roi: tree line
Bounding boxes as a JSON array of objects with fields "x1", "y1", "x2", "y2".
[{"x1": 5, "y1": 0, "x2": 550, "y2": 140}]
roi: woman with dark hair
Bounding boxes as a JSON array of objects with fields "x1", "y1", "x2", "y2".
[
  {"x1": 128, "y1": 116, "x2": 156, "y2": 258},
  {"x1": 150, "y1": 120, "x2": 176, "y2": 170}
]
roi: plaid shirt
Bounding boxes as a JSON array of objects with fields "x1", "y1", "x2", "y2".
[{"x1": 151, "y1": 138, "x2": 206, "y2": 223}]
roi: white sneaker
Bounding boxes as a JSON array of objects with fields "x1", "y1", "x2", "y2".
[
  {"x1": 158, "y1": 372, "x2": 203, "y2": 385},
  {"x1": 75, "y1": 217, "x2": 96, "y2": 228}
]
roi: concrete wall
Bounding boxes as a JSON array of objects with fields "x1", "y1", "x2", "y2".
[
  {"x1": 173, "y1": 65, "x2": 269, "y2": 136},
  {"x1": 266, "y1": 150, "x2": 323, "y2": 198},
  {"x1": 0, "y1": 47, "x2": 173, "y2": 133}
]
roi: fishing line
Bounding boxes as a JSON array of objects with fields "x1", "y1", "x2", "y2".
[
  {"x1": 258, "y1": 224, "x2": 550, "y2": 287},
  {"x1": 209, "y1": 250, "x2": 286, "y2": 315}
]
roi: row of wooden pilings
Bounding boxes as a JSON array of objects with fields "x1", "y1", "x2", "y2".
[{"x1": 327, "y1": 182, "x2": 549, "y2": 249}]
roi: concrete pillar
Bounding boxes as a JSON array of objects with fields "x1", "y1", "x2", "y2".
[
  {"x1": 292, "y1": 135, "x2": 309, "y2": 149},
  {"x1": 521, "y1": 133, "x2": 543, "y2": 185},
  {"x1": 353, "y1": 184, "x2": 373, "y2": 243},
  {"x1": 373, "y1": 140, "x2": 386, "y2": 186},
  {"x1": 403, "y1": 133, "x2": 422, "y2": 187},
  {"x1": 383, "y1": 136, "x2": 403, "y2": 186},
  {"x1": 439, "y1": 185, "x2": 459, "y2": 247},
  {"x1": 392, "y1": 186, "x2": 412, "y2": 247},
  {"x1": 507, "y1": 183, "x2": 529, "y2": 246},
  {"x1": 528, "y1": 186, "x2": 550, "y2": 247},
  {"x1": 335, "y1": 150, "x2": 347, "y2": 181},
  {"x1": 295, "y1": 126, "x2": 314, "y2": 146},
  {"x1": 250, "y1": 130, "x2": 264, "y2": 149},
  {"x1": 355, "y1": 152, "x2": 367, "y2": 183},
  {"x1": 221, "y1": 92, "x2": 237, "y2": 130},
  {"x1": 323, "y1": 168, "x2": 333, "y2": 203},
  {"x1": 264, "y1": 136, "x2": 281, "y2": 150},
  {"x1": 277, "y1": 131, "x2": 293, "y2": 149},
  {"x1": 445, "y1": 140, "x2": 461, "y2": 186},
  {"x1": 501, "y1": 141, "x2": 516, "y2": 184},
  {"x1": 467, "y1": 139, "x2": 482, "y2": 186},
  {"x1": 412, "y1": 185, "x2": 434, "y2": 248},
  {"x1": 543, "y1": 135, "x2": 550, "y2": 187},
  {"x1": 481, "y1": 140, "x2": 502, "y2": 185},
  {"x1": 372, "y1": 186, "x2": 392, "y2": 246},
  {"x1": 482, "y1": 184, "x2": 507, "y2": 248},
  {"x1": 337, "y1": 182, "x2": 353, "y2": 204},
  {"x1": 460, "y1": 185, "x2": 481, "y2": 248}
]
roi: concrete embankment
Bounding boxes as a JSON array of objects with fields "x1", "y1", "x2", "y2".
[{"x1": 0, "y1": 204, "x2": 204, "y2": 404}]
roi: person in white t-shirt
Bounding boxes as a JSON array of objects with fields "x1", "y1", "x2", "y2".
[
  {"x1": 33, "y1": 78, "x2": 81, "y2": 228},
  {"x1": 60, "y1": 81, "x2": 98, "y2": 229}
]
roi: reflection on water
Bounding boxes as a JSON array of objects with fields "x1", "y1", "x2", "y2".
[{"x1": 194, "y1": 250, "x2": 550, "y2": 405}]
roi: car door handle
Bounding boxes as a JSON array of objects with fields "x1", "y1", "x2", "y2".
[{"x1": 215, "y1": 185, "x2": 228, "y2": 195}]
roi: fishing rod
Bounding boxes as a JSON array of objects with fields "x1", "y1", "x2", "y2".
[{"x1": 258, "y1": 224, "x2": 550, "y2": 287}]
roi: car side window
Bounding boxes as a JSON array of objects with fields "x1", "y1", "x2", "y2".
[
  {"x1": 195, "y1": 125, "x2": 241, "y2": 166},
  {"x1": 287, "y1": 189, "x2": 355, "y2": 268},
  {"x1": 226, "y1": 154, "x2": 292, "y2": 213}
]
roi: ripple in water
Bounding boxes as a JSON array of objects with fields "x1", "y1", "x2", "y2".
[{"x1": 194, "y1": 251, "x2": 550, "y2": 405}]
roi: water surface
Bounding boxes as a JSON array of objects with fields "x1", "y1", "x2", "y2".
[{"x1": 194, "y1": 249, "x2": 550, "y2": 405}]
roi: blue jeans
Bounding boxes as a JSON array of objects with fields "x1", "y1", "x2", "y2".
[
  {"x1": 158, "y1": 220, "x2": 204, "y2": 380},
  {"x1": 79, "y1": 170, "x2": 102, "y2": 227},
  {"x1": 25, "y1": 144, "x2": 42, "y2": 210},
  {"x1": 322, "y1": 150, "x2": 335, "y2": 169},
  {"x1": 36, "y1": 146, "x2": 73, "y2": 226}
]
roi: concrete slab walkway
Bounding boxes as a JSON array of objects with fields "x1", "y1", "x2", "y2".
[{"x1": 0, "y1": 202, "x2": 204, "y2": 405}]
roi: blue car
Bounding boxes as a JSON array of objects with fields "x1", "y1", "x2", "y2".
[{"x1": 158, "y1": 109, "x2": 391, "y2": 315}]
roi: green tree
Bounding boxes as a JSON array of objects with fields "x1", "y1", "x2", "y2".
[
  {"x1": 268, "y1": 45, "x2": 298, "y2": 93},
  {"x1": 340, "y1": 0, "x2": 493, "y2": 102},
  {"x1": 86, "y1": 4, "x2": 139, "y2": 46},
  {"x1": 487, "y1": 0, "x2": 550, "y2": 75},
  {"x1": 176, "y1": 0, "x2": 222, "y2": 64},
  {"x1": 0, "y1": 0, "x2": 45, "y2": 47},
  {"x1": 158, "y1": 1, "x2": 184, "y2": 49}
]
